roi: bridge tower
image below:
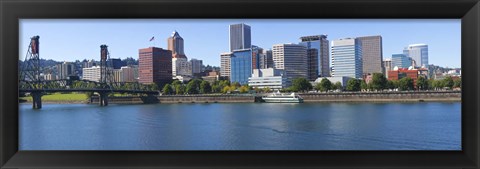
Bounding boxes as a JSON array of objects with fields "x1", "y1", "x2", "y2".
[
  {"x1": 98, "y1": 45, "x2": 115, "y2": 106},
  {"x1": 21, "y1": 36, "x2": 43, "y2": 109}
]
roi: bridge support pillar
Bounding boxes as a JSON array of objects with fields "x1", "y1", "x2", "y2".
[
  {"x1": 99, "y1": 92, "x2": 109, "y2": 106},
  {"x1": 31, "y1": 92, "x2": 42, "y2": 109}
]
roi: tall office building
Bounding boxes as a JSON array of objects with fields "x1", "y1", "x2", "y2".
[
  {"x1": 230, "y1": 49, "x2": 253, "y2": 85},
  {"x1": 107, "y1": 58, "x2": 125, "y2": 69},
  {"x1": 230, "y1": 23, "x2": 251, "y2": 52},
  {"x1": 220, "y1": 52, "x2": 232, "y2": 80},
  {"x1": 272, "y1": 43, "x2": 308, "y2": 85},
  {"x1": 331, "y1": 38, "x2": 363, "y2": 79},
  {"x1": 392, "y1": 54, "x2": 412, "y2": 69},
  {"x1": 168, "y1": 31, "x2": 191, "y2": 77},
  {"x1": 113, "y1": 66, "x2": 136, "y2": 82},
  {"x1": 259, "y1": 49, "x2": 273, "y2": 69},
  {"x1": 190, "y1": 58, "x2": 203, "y2": 74},
  {"x1": 299, "y1": 35, "x2": 330, "y2": 79},
  {"x1": 56, "y1": 61, "x2": 76, "y2": 79},
  {"x1": 168, "y1": 31, "x2": 187, "y2": 59},
  {"x1": 357, "y1": 35, "x2": 383, "y2": 75},
  {"x1": 138, "y1": 47, "x2": 172, "y2": 86},
  {"x1": 403, "y1": 44, "x2": 428, "y2": 68}
]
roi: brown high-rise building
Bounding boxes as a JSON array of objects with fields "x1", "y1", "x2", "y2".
[
  {"x1": 167, "y1": 31, "x2": 187, "y2": 59},
  {"x1": 357, "y1": 35, "x2": 383, "y2": 75},
  {"x1": 138, "y1": 47, "x2": 172, "y2": 86}
]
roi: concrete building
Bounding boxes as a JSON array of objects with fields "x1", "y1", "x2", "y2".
[
  {"x1": 220, "y1": 52, "x2": 232, "y2": 80},
  {"x1": 392, "y1": 54, "x2": 412, "y2": 69},
  {"x1": 172, "y1": 57, "x2": 191, "y2": 76},
  {"x1": 272, "y1": 43, "x2": 308, "y2": 85},
  {"x1": 190, "y1": 58, "x2": 203, "y2": 74},
  {"x1": 299, "y1": 35, "x2": 330, "y2": 79},
  {"x1": 248, "y1": 68, "x2": 287, "y2": 89},
  {"x1": 113, "y1": 66, "x2": 136, "y2": 82},
  {"x1": 357, "y1": 35, "x2": 383, "y2": 75},
  {"x1": 383, "y1": 58, "x2": 392, "y2": 78},
  {"x1": 82, "y1": 66, "x2": 101, "y2": 82},
  {"x1": 388, "y1": 67, "x2": 424, "y2": 89},
  {"x1": 56, "y1": 61, "x2": 76, "y2": 80},
  {"x1": 230, "y1": 49, "x2": 252, "y2": 85},
  {"x1": 403, "y1": 44, "x2": 428, "y2": 68},
  {"x1": 230, "y1": 23, "x2": 251, "y2": 51},
  {"x1": 83, "y1": 59, "x2": 96, "y2": 68},
  {"x1": 331, "y1": 38, "x2": 363, "y2": 79},
  {"x1": 138, "y1": 47, "x2": 172, "y2": 86},
  {"x1": 108, "y1": 58, "x2": 124, "y2": 69}
]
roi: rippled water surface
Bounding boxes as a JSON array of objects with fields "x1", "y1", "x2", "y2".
[{"x1": 19, "y1": 102, "x2": 461, "y2": 150}]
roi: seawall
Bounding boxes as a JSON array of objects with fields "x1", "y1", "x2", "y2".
[{"x1": 88, "y1": 91, "x2": 460, "y2": 104}]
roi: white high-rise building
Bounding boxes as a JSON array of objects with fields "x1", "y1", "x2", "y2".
[
  {"x1": 331, "y1": 38, "x2": 363, "y2": 79},
  {"x1": 220, "y1": 52, "x2": 232, "y2": 80},
  {"x1": 272, "y1": 43, "x2": 308, "y2": 85},
  {"x1": 403, "y1": 44, "x2": 428, "y2": 68},
  {"x1": 82, "y1": 66, "x2": 101, "y2": 82}
]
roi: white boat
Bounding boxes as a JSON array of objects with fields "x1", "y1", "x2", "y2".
[{"x1": 262, "y1": 92, "x2": 304, "y2": 103}]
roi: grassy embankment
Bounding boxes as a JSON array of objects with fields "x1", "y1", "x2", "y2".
[{"x1": 20, "y1": 93, "x2": 89, "y2": 102}]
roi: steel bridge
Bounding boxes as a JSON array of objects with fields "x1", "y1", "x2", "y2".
[{"x1": 19, "y1": 36, "x2": 159, "y2": 109}]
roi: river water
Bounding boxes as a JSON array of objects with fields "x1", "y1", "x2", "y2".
[{"x1": 19, "y1": 102, "x2": 461, "y2": 150}]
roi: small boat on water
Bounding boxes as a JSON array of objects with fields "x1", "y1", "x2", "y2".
[{"x1": 262, "y1": 92, "x2": 304, "y2": 103}]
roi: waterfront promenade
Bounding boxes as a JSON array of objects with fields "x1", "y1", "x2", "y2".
[{"x1": 85, "y1": 90, "x2": 460, "y2": 104}]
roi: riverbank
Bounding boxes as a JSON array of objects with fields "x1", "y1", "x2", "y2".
[{"x1": 20, "y1": 91, "x2": 461, "y2": 104}]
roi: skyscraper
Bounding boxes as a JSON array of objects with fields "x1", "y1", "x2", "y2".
[
  {"x1": 56, "y1": 61, "x2": 76, "y2": 79},
  {"x1": 138, "y1": 47, "x2": 172, "y2": 86},
  {"x1": 230, "y1": 49, "x2": 252, "y2": 85},
  {"x1": 220, "y1": 52, "x2": 232, "y2": 80},
  {"x1": 168, "y1": 31, "x2": 190, "y2": 77},
  {"x1": 357, "y1": 35, "x2": 383, "y2": 75},
  {"x1": 403, "y1": 44, "x2": 428, "y2": 68},
  {"x1": 391, "y1": 54, "x2": 412, "y2": 69},
  {"x1": 190, "y1": 58, "x2": 203, "y2": 74},
  {"x1": 229, "y1": 23, "x2": 251, "y2": 52},
  {"x1": 272, "y1": 43, "x2": 308, "y2": 85},
  {"x1": 167, "y1": 31, "x2": 187, "y2": 58},
  {"x1": 259, "y1": 49, "x2": 273, "y2": 69},
  {"x1": 299, "y1": 35, "x2": 330, "y2": 79},
  {"x1": 331, "y1": 38, "x2": 363, "y2": 79}
]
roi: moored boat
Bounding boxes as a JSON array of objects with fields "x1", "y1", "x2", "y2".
[{"x1": 262, "y1": 92, "x2": 303, "y2": 103}]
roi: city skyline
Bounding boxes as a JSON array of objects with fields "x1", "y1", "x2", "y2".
[{"x1": 20, "y1": 19, "x2": 461, "y2": 68}]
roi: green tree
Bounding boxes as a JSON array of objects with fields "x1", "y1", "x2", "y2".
[
  {"x1": 162, "y1": 84, "x2": 173, "y2": 95},
  {"x1": 291, "y1": 77, "x2": 312, "y2": 92},
  {"x1": 346, "y1": 79, "x2": 361, "y2": 91},
  {"x1": 442, "y1": 76, "x2": 454, "y2": 89},
  {"x1": 200, "y1": 81, "x2": 212, "y2": 94},
  {"x1": 334, "y1": 82, "x2": 343, "y2": 91},
  {"x1": 361, "y1": 80, "x2": 369, "y2": 91},
  {"x1": 239, "y1": 85, "x2": 249, "y2": 93},
  {"x1": 263, "y1": 87, "x2": 271, "y2": 93},
  {"x1": 172, "y1": 80, "x2": 182, "y2": 86},
  {"x1": 386, "y1": 80, "x2": 395, "y2": 90},
  {"x1": 175, "y1": 85, "x2": 185, "y2": 95},
  {"x1": 232, "y1": 82, "x2": 241, "y2": 88},
  {"x1": 416, "y1": 76, "x2": 429, "y2": 90},
  {"x1": 398, "y1": 77, "x2": 414, "y2": 91},
  {"x1": 370, "y1": 73, "x2": 387, "y2": 91},
  {"x1": 453, "y1": 78, "x2": 461, "y2": 88},
  {"x1": 315, "y1": 78, "x2": 332, "y2": 92},
  {"x1": 186, "y1": 79, "x2": 202, "y2": 94}
]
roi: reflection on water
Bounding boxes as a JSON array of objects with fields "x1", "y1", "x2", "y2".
[{"x1": 19, "y1": 102, "x2": 461, "y2": 150}]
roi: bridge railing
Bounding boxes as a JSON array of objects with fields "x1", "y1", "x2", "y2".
[{"x1": 19, "y1": 80, "x2": 158, "y2": 92}]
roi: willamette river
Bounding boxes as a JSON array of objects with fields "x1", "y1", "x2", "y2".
[{"x1": 19, "y1": 102, "x2": 461, "y2": 150}]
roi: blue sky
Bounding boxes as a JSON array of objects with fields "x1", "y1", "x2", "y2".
[{"x1": 20, "y1": 19, "x2": 461, "y2": 68}]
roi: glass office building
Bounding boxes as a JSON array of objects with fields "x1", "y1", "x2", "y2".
[
  {"x1": 391, "y1": 54, "x2": 412, "y2": 68},
  {"x1": 403, "y1": 44, "x2": 428, "y2": 68},
  {"x1": 230, "y1": 49, "x2": 252, "y2": 85},
  {"x1": 331, "y1": 38, "x2": 363, "y2": 79},
  {"x1": 299, "y1": 35, "x2": 330, "y2": 79},
  {"x1": 230, "y1": 23, "x2": 251, "y2": 52}
]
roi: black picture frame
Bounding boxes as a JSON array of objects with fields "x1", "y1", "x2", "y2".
[{"x1": 1, "y1": 0, "x2": 479, "y2": 168}]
